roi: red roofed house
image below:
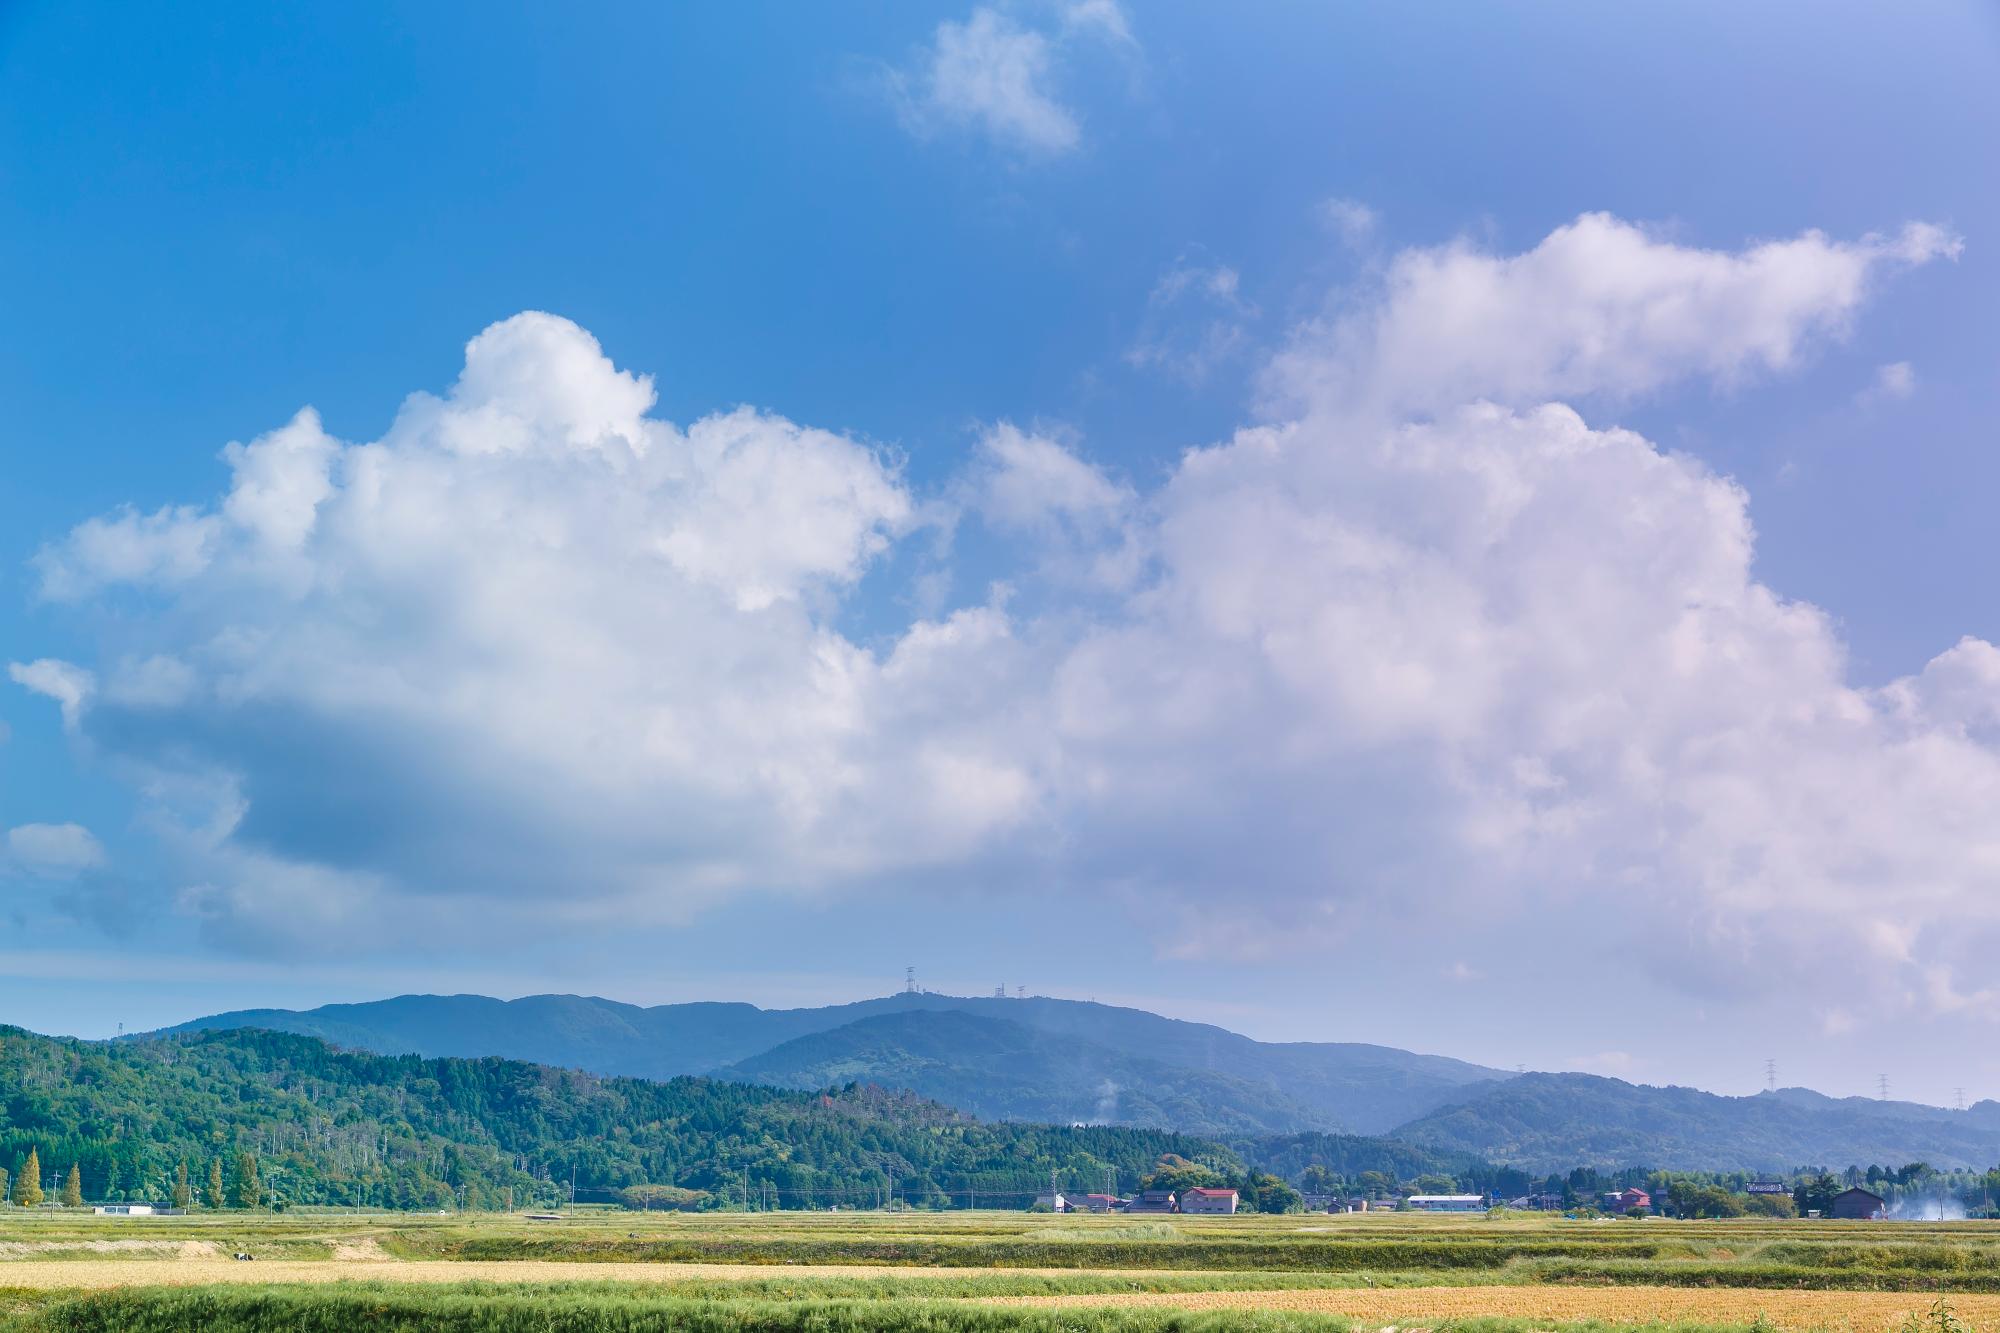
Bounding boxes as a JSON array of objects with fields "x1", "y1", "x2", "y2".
[
  {"x1": 1179, "y1": 1187, "x2": 1239, "y2": 1215},
  {"x1": 1603, "y1": 1187, "x2": 1651, "y2": 1214}
]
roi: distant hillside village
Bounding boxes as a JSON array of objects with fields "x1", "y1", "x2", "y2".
[{"x1": 1013, "y1": 1159, "x2": 1988, "y2": 1221}]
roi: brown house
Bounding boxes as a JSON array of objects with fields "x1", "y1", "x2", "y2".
[
  {"x1": 1179, "y1": 1187, "x2": 1239, "y2": 1215},
  {"x1": 1830, "y1": 1187, "x2": 1886, "y2": 1220}
]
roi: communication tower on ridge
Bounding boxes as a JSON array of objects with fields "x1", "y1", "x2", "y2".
[{"x1": 904, "y1": 966, "x2": 917, "y2": 994}]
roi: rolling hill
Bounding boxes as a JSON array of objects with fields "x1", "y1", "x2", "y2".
[
  {"x1": 2, "y1": 1023, "x2": 1234, "y2": 1209},
  {"x1": 1392, "y1": 1072, "x2": 2000, "y2": 1172},
  {"x1": 716, "y1": 1009, "x2": 1325, "y2": 1136},
  {"x1": 163, "y1": 991, "x2": 2000, "y2": 1170},
  {"x1": 159, "y1": 990, "x2": 1509, "y2": 1135}
]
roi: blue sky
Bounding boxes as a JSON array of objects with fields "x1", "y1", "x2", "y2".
[{"x1": 3, "y1": 2, "x2": 1998, "y2": 1106}]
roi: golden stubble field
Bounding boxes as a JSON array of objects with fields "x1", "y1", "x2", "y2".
[
  {"x1": 991, "y1": 1287, "x2": 2000, "y2": 1331},
  {"x1": 4, "y1": 1209, "x2": 2000, "y2": 1329}
]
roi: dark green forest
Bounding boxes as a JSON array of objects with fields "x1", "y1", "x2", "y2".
[{"x1": 0, "y1": 1025, "x2": 1235, "y2": 1210}]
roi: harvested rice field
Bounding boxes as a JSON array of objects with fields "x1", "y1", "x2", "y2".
[
  {"x1": 4, "y1": 1210, "x2": 1999, "y2": 1331},
  {"x1": 990, "y1": 1285, "x2": 2000, "y2": 1331}
]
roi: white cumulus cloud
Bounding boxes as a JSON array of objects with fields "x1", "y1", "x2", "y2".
[
  {"x1": 17, "y1": 217, "x2": 1998, "y2": 1031},
  {"x1": 1268, "y1": 214, "x2": 1961, "y2": 417}
]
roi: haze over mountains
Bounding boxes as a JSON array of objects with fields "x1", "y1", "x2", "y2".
[
  {"x1": 160, "y1": 992, "x2": 2000, "y2": 1171},
  {"x1": 162, "y1": 991, "x2": 1503, "y2": 1136}
]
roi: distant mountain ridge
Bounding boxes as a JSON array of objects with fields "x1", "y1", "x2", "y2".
[
  {"x1": 160, "y1": 991, "x2": 2000, "y2": 1171},
  {"x1": 157, "y1": 990, "x2": 1507, "y2": 1136},
  {"x1": 1392, "y1": 1071, "x2": 2000, "y2": 1171},
  {"x1": 717, "y1": 1009, "x2": 1325, "y2": 1137}
]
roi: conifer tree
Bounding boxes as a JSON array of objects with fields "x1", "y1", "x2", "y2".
[
  {"x1": 172, "y1": 1161, "x2": 192, "y2": 1209},
  {"x1": 14, "y1": 1148, "x2": 43, "y2": 1206},
  {"x1": 207, "y1": 1158, "x2": 225, "y2": 1209},
  {"x1": 233, "y1": 1152, "x2": 261, "y2": 1209},
  {"x1": 0, "y1": 1167, "x2": 10, "y2": 1204},
  {"x1": 61, "y1": 1164, "x2": 82, "y2": 1208}
]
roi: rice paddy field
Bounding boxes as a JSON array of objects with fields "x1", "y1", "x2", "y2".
[{"x1": 2, "y1": 1208, "x2": 1997, "y2": 1331}]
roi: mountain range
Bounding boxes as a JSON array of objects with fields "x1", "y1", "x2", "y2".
[
  {"x1": 161, "y1": 991, "x2": 1505, "y2": 1137},
  {"x1": 158, "y1": 991, "x2": 2000, "y2": 1171}
]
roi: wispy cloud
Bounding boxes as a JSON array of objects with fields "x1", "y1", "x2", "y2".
[
  {"x1": 6, "y1": 823, "x2": 106, "y2": 879},
  {"x1": 885, "y1": 3, "x2": 1135, "y2": 157},
  {"x1": 1856, "y1": 359, "x2": 1917, "y2": 405},
  {"x1": 1319, "y1": 197, "x2": 1378, "y2": 247},
  {"x1": 1125, "y1": 254, "x2": 1258, "y2": 382}
]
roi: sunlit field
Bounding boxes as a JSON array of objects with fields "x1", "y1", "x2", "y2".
[{"x1": 3, "y1": 1208, "x2": 1998, "y2": 1331}]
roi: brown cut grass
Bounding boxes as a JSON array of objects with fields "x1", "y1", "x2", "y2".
[
  {"x1": 988, "y1": 1284, "x2": 2000, "y2": 1330},
  {"x1": 0, "y1": 1258, "x2": 1196, "y2": 1290}
]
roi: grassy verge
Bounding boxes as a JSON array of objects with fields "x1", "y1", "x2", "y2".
[
  {"x1": 0, "y1": 1285, "x2": 1824, "y2": 1333},
  {"x1": 388, "y1": 1233, "x2": 1674, "y2": 1270}
]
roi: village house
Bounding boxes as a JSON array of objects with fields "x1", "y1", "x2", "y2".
[
  {"x1": 1178, "y1": 1187, "x2": 1238, "y2": 1215},
  {"x1": 1830, "y1": 1187, "x2": 1886, "y2": 1220},
  {"x1": 1126, "y1": 1189, "x2": 1178, "y2": 1213},
  {"x1": 1406, "y1": 1194, "x2": 1486, "y2": 1212},
  {"x1": 1603, "y1": 1187, "x2": 1651, "y2": 1213},
  {"x1": 1065, "y1": 1193, "x2": 1123, "y2": 1213}
]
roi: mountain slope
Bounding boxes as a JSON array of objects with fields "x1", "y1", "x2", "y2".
[
  {"x1": 2, "y1": 1024, "x2": 1236, "y2": 1209},
  {"x1": 717, "y1": 1009, "x2": 1327, "y2": 1136},
  {"x1": 159, "y1": 991, "x2": 1508, "y2": 1134},
  {"x1": 1394, "y1": 1072, "x2": 2000, "y2": 1172}
]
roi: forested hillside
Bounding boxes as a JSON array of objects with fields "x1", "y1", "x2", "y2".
[
  {"x1": 1394, "y1": 1072, "x2": 2000, "y2": 1172},
  {"x1": 0, "y1": 1026, "x2": 1236, "y2": 1210},
  {"x1": 161, "y1": 990, "x2": 1509, "y2": 1136},
  {"x1": 719, "y1": 1010, "x2": 1325, "y2": 1136}
]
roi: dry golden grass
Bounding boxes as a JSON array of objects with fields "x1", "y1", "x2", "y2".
[
  {"x1": 0, "y1": 1257, "x2": 1190, "y2": 1290},
  {"x1": 989, "y1": 1284, "x2": 2000, "y2": 1330}
]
